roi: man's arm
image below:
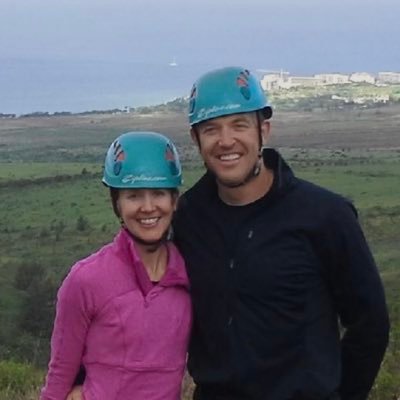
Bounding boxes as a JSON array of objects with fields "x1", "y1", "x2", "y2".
[
  {"x1": 66, "y1": 385, "x2": 83, "y2": 400},
  {"x1": 320, "y1": 201, "x2": 390, "y2": 400}
]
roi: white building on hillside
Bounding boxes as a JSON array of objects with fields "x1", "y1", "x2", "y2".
[
  {"x1": 281, "y1": 76, "x2": 322, "y2": 88},
  {"x1": 353, "y1": 94, "x2": 390, "y2": 104},
  {"x1": 314, "y1": 73, "x2": 350, "y2": 85},
  {"x1": 259, "y1": 70, "x2": 400, "y2": 91},
  {"x1": 378, "y1": 72, "x2": 400, "y2": 84},
  {"x1": 260, "y1": 74, "x2": 282, "y2": 90},
  {"x1": 350, "y1": 72, "x2": 375, "y2": 84}
]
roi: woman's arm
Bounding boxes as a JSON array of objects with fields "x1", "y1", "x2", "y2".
[{"x1": 40, "y1": 268, "x2": 93, "y2": 400}]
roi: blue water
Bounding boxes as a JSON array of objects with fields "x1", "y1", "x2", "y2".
[
  {"x1": 0, "y1": 58, "x2": 213, "y2": 115},
  {"x1": 3, "y1": 57, "x2": 393, "y2": 116}
]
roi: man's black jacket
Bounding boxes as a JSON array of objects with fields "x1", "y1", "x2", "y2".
[{"x1": 173, "y1": 149, "x2": 389, "y2": 400}]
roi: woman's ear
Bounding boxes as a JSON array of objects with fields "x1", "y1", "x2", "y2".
[{"x1": 172, "y1": 191, "x2": 179, "y2": 211}]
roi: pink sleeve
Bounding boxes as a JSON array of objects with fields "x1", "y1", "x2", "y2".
[{"x1": 40, "y1": 267, "x2": 94, "y2": 400}]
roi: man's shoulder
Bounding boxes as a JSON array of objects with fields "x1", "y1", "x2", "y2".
[
  {"x1": 296, "y1": 177, "x2": 343, "y2": 199},
  {"x1": 293, "y1": 177, "x2": 357, "y2": 216}
]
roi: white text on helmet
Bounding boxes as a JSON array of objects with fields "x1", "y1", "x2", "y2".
[{"x1": 122, "y1": 175, "x2": 167, "y2": 184}]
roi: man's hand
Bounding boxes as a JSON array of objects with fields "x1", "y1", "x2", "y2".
[{"x1": 66, "y1": 385, "x2": 83, "y2": 400}]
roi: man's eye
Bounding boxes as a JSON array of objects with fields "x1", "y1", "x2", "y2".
[
  {"x1": 235, "y1": 123, "x2": 249, "y2": 129},
  {"x1": 202, "y1": 126, "x2": 216, "y2": 134}
]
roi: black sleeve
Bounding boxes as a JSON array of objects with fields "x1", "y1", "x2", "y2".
[
  {"x1": 319, "y1": 200, "x2": 389, "y2": 400},
  {"x1": 172, "y1": 195, "x2": 187, "y2": 248},
  {"x1": 74, "y1": 365, "x2": 86, "y2": 385}
]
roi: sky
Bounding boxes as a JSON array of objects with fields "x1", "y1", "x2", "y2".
[
  {"x1": 1, "y1": 0, "x2": 399, "y2": 113},
  {"x1": 1, "y1": 0, "x2": 399, "y2": 73}
]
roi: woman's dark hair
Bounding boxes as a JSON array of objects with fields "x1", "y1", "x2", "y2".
[{"x1": 110, "y1": 188, "x2": 121, "y2": 218}]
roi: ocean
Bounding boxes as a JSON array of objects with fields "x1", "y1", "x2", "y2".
[{"x1": 0, "y1": 58, "x2": 212, "y2": 115}]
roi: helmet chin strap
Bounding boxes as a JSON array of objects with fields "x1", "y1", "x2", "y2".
[{"x1": 216, "y1": 153, "x2": 262, "y2": 188}]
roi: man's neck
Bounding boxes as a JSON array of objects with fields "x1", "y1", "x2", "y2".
[{"x1": 217, "y1": 165, "x2": 274, "y2": 206}]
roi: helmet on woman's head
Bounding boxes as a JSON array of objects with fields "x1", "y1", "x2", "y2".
[
  {"x1": 102, "y1": 131, "x2": 182, "y2": 189},
  {"x1": 188, "y1": 66, "x2": 272, "y2": 126}
]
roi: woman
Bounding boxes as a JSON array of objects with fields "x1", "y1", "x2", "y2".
[{"x1": 41, "y1": 131, "x2": 192, "y2": 400}]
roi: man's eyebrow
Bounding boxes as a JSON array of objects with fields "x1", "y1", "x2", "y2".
[
  {"x1": 231, "y1": 117, "x2": 249, "y2": 122},
  {"x1": 230, "y1": 115, "x2": 255, "y2": 124},
  {"x1": 199, "y1": 121, "x2": 218, "y2": 128}
]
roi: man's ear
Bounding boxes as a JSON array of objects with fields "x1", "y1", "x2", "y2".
[
  {"x1": 261, "y1": 120, "x2": 271, "y2": 147},
  {"x1": 190, "y1": 127, "x2": 200, "y2": 148}
]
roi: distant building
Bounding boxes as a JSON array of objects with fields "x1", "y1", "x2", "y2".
[
  {"x1": 260, "y1": 69, "x2": 400, "y2": 91},
  {"x1": 314, "y1": 73, "x2": 350, "y2": 85},
  {"x1": 349, "y1": 72, "x2": 375, "y2": 84},
  {"x1": 281, "y1": 76, "x2": 322, "y2": 88},
  {"x1": 331, "y1": 94, "x2": 350, "y2": 102},
  {"x1": 378, "y1": 72, "x2": 400, "y2": 84},
  {"x1": 375, "y1": 94, "x2": 390, "y2": 103},
  {"x1": 260, "y1": 74, "x2": 282, "y2": 90},
  {"x1": 353, "y1": 94, "x2": 389, "y2": 104}
]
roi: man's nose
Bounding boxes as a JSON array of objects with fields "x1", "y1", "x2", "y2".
[{"x1": 217, "y1": 127, "x2": 235, "y2": 147}]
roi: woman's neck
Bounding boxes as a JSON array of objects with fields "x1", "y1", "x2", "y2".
[{"x1": 136, "y1": 242, "x2": 168, "y2": 282}]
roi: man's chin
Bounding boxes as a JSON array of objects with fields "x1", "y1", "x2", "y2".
[{"x1": 216, "y1": 176, "x2": 244, "y2": 188}]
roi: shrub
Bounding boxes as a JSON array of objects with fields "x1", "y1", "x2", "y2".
[
  {"x1": 76, "y1": 215, "x2": 89, "y2": 232},
  {"x1": 0, "y1": 360, "x2": 43, "y2": 395}
]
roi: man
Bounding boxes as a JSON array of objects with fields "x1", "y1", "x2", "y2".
[{"x1": 173, "y1": 66, "x2": 389, "y2": 400}]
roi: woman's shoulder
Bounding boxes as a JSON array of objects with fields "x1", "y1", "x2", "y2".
[
  {"x1": 57, "y1": 237, "x2": 130, "y2": 311},
  {"x1": 58, "y1": 238, "x2": 123, "y2": 301}
]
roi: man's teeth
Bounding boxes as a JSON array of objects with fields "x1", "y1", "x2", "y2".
[
  {"x1": 219, "y1": 153, "x2": 240, "y2": 161},
  {"x1": 140, "y1": 218, "x2": 159, "y2": 225}
]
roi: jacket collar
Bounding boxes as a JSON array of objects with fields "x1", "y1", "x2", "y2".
[{"x1": 114, "y1": 228, "x2": 190, "y2": 296}]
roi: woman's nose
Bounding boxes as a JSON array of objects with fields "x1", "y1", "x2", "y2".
[{"x1": 140, "y1": 194, "x2": 156, "y2": 212}]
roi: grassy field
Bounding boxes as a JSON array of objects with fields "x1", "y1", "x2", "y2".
[
  {"x1": 0, "y1": 162, "x2": 100, "y2": 183},
  {"x1": 0, "y1": 108, "x2": 399, "y2": 398}
]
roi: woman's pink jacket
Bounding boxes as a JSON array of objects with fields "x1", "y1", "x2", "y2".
[{"x1": 41, "y1": 228, "x2": 192, "y2": 400}]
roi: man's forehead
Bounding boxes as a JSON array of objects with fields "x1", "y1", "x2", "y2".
[{"x1": 200, "y1": 112, "x2": 257, "y2": 126}]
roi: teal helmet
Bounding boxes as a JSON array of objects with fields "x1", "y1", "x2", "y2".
[
  {"x1": 102, "y1": 131, "x2": 182, "y2": 189},
  {"x1": 188, "y1": 66, "x2": 272, "y2": 126}
]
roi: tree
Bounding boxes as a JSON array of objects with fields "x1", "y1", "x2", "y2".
[{"x1": 76, "y1": 215, "x2": 89, "y2": 232}]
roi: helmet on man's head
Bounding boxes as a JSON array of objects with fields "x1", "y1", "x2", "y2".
[
  {"x1": 188, "y1": 66, "x2": 272, "y2": 126},
  {"x1": 102, "y1": 131, "x2": 182, "y2": 189}
]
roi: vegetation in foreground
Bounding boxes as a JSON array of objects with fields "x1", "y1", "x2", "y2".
[
  {"x1": 0, "y1": 148, "x2": 399, "y2": 399},
  {"x1": 0, "y1": 104, "x2": 399, "y2": 398}
]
